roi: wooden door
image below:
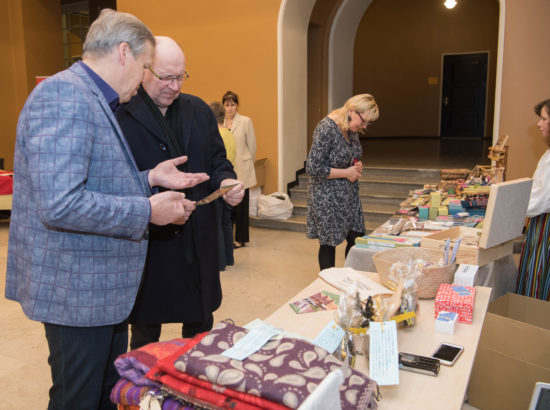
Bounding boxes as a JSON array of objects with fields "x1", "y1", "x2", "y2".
[{"x1": 440, "y1": 53, "x2": 488, "y2": 138}]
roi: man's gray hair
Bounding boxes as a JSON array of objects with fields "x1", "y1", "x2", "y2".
[{"x1": 82, "y1": 9, "x2": 155, "y2": 58}]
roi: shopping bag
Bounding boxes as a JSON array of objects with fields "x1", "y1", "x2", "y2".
[{"x1": 257, "y1": 192, "x2": 293, "y2": 219}]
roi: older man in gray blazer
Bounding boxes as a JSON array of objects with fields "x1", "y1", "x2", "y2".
[{"x1": 5, "y1": 9, "x2": 208, "y2": 410}]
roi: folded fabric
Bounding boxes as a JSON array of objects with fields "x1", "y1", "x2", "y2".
[
  {"x1": 171, "y1": 321, "x2": 378, "y2": 409},
  {"x1": 110, "y1": 377, "x2": 193, "y2": 410},
  {"x1": 111, "y1": 337, "x2": 206, "y2": 409},
  {"x1": 148, "y1": 344, "x2": 287, "y2": 410},
  {"x1": 114, "y1": 338, "x2": 191, "y2": 387}
]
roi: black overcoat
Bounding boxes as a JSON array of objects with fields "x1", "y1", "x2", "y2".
[{"x1": 117, "y1": 91, "x2": 236, "y2": 324}]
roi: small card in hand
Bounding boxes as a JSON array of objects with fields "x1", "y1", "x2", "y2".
[{"x1": 196, "y1": 183, "x2": 238, "y2": 206}]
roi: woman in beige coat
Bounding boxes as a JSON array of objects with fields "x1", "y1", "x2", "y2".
[{"x1": 223, "y1": 90, "x2": 257, "y2": 247}]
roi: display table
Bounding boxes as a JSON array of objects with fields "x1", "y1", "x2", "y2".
[
  {"x1": 0, "y1": 171, "x2": 13, "y2": 210},
  {"x1": 345, "y1": 245, "x2": 516, "y2": 301},
  {"x1": 264, "y1": 272, "x2": 492, "y2": 410}
]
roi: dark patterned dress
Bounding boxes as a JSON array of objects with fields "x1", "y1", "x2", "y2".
[{"x1": 306, "y1": 117, "x2": 365, "y2": 246}]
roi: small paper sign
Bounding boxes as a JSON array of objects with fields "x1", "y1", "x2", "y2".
[{"x1": 222, "y1": 322, "x2": 280, "y2": 361}]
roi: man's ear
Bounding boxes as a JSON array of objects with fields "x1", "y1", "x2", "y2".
[{"x1": 117, "y1": 42, "x2": 131, "y2": 64}]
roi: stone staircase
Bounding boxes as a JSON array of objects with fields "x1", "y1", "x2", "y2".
[{"x1": 250, "y1": 166, "x2": 441, "y2": 233}]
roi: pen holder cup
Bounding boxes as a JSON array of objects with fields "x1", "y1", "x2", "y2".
[{"x1": 373, "y1": 247, "x2": 457, "y2": 299}]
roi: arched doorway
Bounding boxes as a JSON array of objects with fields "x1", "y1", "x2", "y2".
[{"x1": 278, "y1": 0, "x2": 504, "y2": 191}]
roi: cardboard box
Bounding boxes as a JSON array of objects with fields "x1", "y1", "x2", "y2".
[
  {"x1": 468, "y1": 293, "x2": 550, "y2": 410},
  {"x1": 453, "y1": 264, "x2": 479, "y2": 287},
  {"x1": 436, "y1": 311, "x2": 458, "y2": 334},
  {"x1": 434, "y1": 284, "x2": 475, "y2": 324},
  {"x1": 252, "y1": 158, "x2": 267, "y2": 189},
  {"x1": 421, "y1": 178, "x2": 532, "y2": 266},
  {"x1": 421, "y1": 226, "x2": 513, "y2": 266}
]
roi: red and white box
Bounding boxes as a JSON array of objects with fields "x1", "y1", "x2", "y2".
[{"x1": 434, "y1": 284, "x2": 476, "y2": 324}]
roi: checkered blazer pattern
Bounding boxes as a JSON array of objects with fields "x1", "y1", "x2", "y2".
[{"x1": 5, "y1": 63, "x2": 152, "y2": 327}]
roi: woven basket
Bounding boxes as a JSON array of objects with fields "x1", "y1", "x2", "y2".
[{"x1": 372, "y1": 247, "x2": 456, "y2": 299}]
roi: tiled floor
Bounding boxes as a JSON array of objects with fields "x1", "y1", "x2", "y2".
[{"x1": 0, "y1": 220, "x2": 482, "y2": 409}]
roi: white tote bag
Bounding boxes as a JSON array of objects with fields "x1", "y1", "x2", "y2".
[{"x1": 257, "y1": 192, "x2": 293, "y2": 219}]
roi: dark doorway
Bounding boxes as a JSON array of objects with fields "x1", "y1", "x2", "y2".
[{"x1": 440, "y1": 53, "x2": 488, "y2": 138}]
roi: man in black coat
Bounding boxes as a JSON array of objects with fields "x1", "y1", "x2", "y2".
[{"x1": 117, "y1": 36, "x2": 244, "y2": 349}]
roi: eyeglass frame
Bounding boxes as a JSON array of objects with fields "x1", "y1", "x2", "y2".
[
  {"x1": 355, "y1": 110, "x2": 371, "y2": 127},
  {"x1": 147, "y1": 66, "x2": 190, "y2": 83}
]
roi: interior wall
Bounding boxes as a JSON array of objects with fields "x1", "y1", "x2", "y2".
[
  {"x1": 21, "y1": 0, "x2": 65, "y2": 95},
  {"x1": 353, "y1": 0, "x2": 499, "y2": 137},
  {"x1": 118, "y1": 0, "x2": 281, "y2": 194},
  {"x1": 1, "y1": 1, "x2": 24, "y2": 171},
  {"x1": 2, "y1": 0, "x2": 549, "y2": 189},
  {"x1": 499, "y1": 0, "x2": 550, "y2": 181},
  {"x1": 0, "y1": 0, "x2": 64, "y2": 171}
]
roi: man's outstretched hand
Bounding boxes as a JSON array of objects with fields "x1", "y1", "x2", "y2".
[{"x1": 148, "y1": 156, "x2": 209, "y2": 190}]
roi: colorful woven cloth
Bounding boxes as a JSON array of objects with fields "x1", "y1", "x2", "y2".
[
  {"x1": 170, "y1": 321, "x2": 378, "y2": 409},
  {"x1": 111, "y1": 378, "x2": 193, "y2": 410},
  {"x1": 111, "y1": 338, "x2": 202, "y2": 409},
  {"x1": 114, "y1": 338, "x2": 190, "y2": 387},
  {"x1": 147, "y1": 337, "x2": 287, "y2": 410},
  {"x1": 517, "y1": 212, "x2": 550, "y2": 300}
]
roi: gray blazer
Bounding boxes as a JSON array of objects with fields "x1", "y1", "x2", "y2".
[{"x1": 5, "y1": 63, "x2": 152, "y2": 327}]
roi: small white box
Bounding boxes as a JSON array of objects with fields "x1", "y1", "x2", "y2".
[
  {"x1": 453, "y1": 264, "x2": 479, "y2": 287},
  {"x1": 436, "y1": 311, "x2": 458, "y2": 334}
]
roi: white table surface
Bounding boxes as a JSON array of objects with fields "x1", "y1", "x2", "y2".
[{"x1": 264, "y1": 271, "x2": 492, "y2": 410}]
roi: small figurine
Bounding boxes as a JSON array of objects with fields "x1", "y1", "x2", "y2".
[{"x1": 360, "y1": 296, "x2": 375, "y2": 328}]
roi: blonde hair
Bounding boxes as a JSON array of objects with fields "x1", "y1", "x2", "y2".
[{"x1": 331, "y1": 93, "x2": 379, "y2": 132}]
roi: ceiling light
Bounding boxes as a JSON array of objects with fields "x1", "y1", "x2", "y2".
[{"x1": 444, "y1": 0, "x2": 457, "y2": 9}]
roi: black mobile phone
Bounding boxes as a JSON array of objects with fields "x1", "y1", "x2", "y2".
[
  {"x1": 398, "y1": 352, "x2": 440, "y2": 376},
  {"x1": 431, "y1": 342, "x2": 464, "y2": 366}
]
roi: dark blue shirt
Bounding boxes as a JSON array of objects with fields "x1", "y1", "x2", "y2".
[{"x1": 78, "y1": 61, "x2": 120, "y2": 113}]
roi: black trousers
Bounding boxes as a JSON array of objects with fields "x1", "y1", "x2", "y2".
[
  {"x1": 232, "y1": 188, "x2": 250, "y2": 244},
  {"x1": 216, "y1": 198, "x2": 234, "y2": 269},
  {"x1": 318, "y1": 230, "x2": 363, "y2": 270},
  {"x1": 130, "y1": 313, "x2": 214, "y2": 350},
  {"x1": 44, "y1": 321, "x2": 127, "y2": 410}
]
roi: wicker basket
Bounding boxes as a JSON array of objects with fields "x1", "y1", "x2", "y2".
[{"x1": 372, "y1": 247, "x2": 456, "y2": 299}]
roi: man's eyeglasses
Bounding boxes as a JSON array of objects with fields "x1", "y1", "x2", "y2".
[
  {"x1": 355, "y1": 110, "x2": 371, "y2": 127},
  {"x1": 148, "y1": 66, "x2": 190, "y2": 84}
]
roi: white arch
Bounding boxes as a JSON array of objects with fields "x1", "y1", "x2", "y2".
[
  {"x1": 277, "y1": 0, "x2": 316, "y2": 192},
  {"x1": 328, "y1": 0, "x2": 373, "y2": 111},
  {"x1": 493, "y1": 0, "x2": 505, "y2": 143}
]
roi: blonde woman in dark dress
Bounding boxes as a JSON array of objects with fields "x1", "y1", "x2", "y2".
[{"x1": 306, "y1": 94, "x2": 379, "y2": 270}]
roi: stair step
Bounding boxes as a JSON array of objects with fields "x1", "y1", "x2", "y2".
[
  {"x1": 250, "y1": 215, "x2": 307, "y2": 233},
  {"x1": 363, "y1": 166, "x2": 441, "y2": 182},
  {"x1": 298, "y1": 167, "x2": 441, "y2": 187},
  {"x1": 289, "y1": 187, "x2": 408, "y2": 205},
  {"x1": 257, "y1": 165, "x2": 442, "y2": 235},
  {"x1": 250, "y1": 215, "x2": 380, "y2": 234},
  {"x1": 291, "y1": 199, "x2": 396, "y2": 217}
]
